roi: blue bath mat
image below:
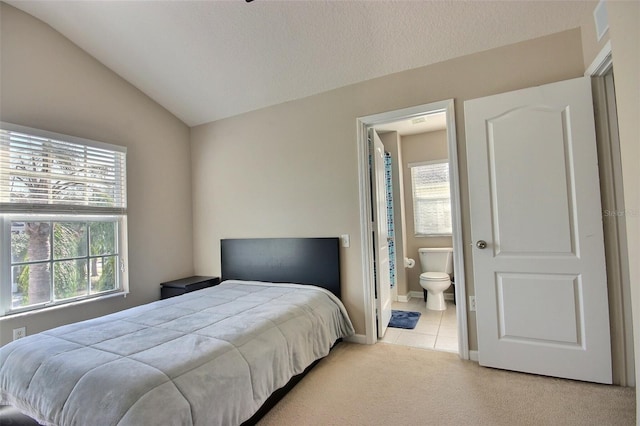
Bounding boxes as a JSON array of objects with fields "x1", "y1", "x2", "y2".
[{"x1": 389, "y1": 310, "x2": 421, "y2": 330}]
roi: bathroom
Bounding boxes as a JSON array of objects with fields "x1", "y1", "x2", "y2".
[{"x1": 374, "y1": 112, "x2": 459, "y2": 353}]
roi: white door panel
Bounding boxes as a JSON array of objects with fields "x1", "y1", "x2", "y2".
[
  {"x1": 465, "y1": 77, "x2": 612, "y2": 384},
  {"x1": 372, "y1": 130, "x2": 392, "y2": 338},
  {"x1": 488, "y1": 106, "x2": 574, "y2": 255}
]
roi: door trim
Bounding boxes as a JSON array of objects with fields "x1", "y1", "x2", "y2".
[
  {"x1": 585, "y1": 40, "x2": 612, "y2": 77},
  {"x1": 356, "y1": 99, "x2": 469, "y2": 360},
  {"x1": 587, "y1": 41, "x2": 635, "y2": 386}
]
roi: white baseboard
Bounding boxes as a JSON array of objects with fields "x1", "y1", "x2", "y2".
[
  {"x1": 409, "y1": 291, "x2": 423, "y2": 300},
  {"x1": 469, "y1": 350, "x2": 479, "y2": 362},
  {"x1": 397, "y1": 294, "x2": 411, "y2": 302},
  {"x1": 344, "y1": 334, "x2": 367, "y2": 344}
]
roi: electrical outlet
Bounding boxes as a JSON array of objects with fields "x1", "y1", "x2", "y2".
[
  {"x1": 469, "y1": 296, "x2": 476, "y2": 311},
  {"x1": 13, "y1": 327, "x2": 26, "y2": 341},
  {"x1": 340, "y1": 234, "x2": 350, "y2": 248}
]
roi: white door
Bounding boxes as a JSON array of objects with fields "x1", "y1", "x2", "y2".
[
  {"x1": 465, "y1": 77, "x2": 612, "y2": 384},
  {"x1": 371, "y1": 129, "x2": 392, "y2": 338}
]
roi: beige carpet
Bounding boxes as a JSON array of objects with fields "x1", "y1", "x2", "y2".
[{"x1": 258, "y1": 342, "x2": 636, "y2": 426}]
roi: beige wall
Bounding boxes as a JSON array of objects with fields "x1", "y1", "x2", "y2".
[
  {"x1": 607, "y1": 0, "x2": 640, "y2": 412},
  {"x1": 401, "y1": 130, "x2": 453, "y2": 295},
  {"x1": 0, "y1": 4, "x2": 194, "y2": 345},
  {"x1": 191, "y1": 28, "x2": 586, "y2": 344}
]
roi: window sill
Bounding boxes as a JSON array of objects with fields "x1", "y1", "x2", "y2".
[{"x1": 0, "y1": 291, "x2": 128, "y2": 321}]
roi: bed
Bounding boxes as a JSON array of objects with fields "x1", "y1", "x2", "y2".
[{"x1": 0, "y1": 237, "x2": 354, "y2": 426}]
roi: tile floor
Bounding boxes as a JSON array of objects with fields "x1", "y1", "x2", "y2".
[{"x1": 379, "y1": 297, "x2": 459, "y2": 353}]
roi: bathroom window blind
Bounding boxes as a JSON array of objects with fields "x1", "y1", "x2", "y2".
[
  {"x1": 0, "y1": 123, "x2": 127, "y2": 214},
  {"x1": 410, "y1": 160, "x2": 452, "y2": 236}
]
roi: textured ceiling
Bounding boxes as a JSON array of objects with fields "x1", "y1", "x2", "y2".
[{"x1": 7, "y1": 1, "x2": 592, "y2": 127}]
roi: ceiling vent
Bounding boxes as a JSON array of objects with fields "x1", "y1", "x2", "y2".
[{"x1": 593, "y1": 0, "x2": 609, "y2": 41}]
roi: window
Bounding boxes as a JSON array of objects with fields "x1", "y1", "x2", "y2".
[
  {"x1": 410, "y1": 160, "x2": 452, "y2": 236},
  {"x1": 0, "y1": 123, "x2": 128, "y2": 316}
]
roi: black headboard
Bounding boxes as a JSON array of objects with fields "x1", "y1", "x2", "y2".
[{"x1": 221, "y1": 238, "x2": 341, "y2": 298}]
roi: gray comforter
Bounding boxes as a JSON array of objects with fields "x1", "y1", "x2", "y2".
[{"x1": 0, "y1": 280, "x2": 354, "y2": 426}]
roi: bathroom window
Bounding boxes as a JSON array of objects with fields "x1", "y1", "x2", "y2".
[{"x1": 410, "y1": 160, "x2": 452, "y2": 236}]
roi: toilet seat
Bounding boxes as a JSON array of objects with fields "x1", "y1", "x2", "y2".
[{"x1": 420, "y1": 272, "x2": 449, "y2": 281}]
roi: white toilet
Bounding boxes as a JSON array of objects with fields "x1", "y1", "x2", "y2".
[{"x1": 418, "y1": 248, "x2": 453, "y2": 311}]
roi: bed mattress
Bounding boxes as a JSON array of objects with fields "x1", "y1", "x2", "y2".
[{"x1": 0, "y1": 280, "x2": 354, "y2": 426}]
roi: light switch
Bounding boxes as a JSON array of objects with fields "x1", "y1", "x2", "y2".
[{"x1": 340, "y1": 234, "x2": 350, "y2": 248}]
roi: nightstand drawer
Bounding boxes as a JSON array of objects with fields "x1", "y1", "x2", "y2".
[{"x1": 160, "y1": 276, "x2": 220, "y2": 299}]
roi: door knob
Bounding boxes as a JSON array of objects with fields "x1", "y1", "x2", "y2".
[{"x1": 476, "y1": 240, "x2": 487, "y2": 249}]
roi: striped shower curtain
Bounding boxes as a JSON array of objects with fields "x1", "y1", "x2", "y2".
[{"x1": 385, "y1": 152, "x2": 396, "y2": 288}]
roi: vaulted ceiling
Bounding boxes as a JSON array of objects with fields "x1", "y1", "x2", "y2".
[{"x1": 7, "y1": 1, "x2": 592, "y2": 126}]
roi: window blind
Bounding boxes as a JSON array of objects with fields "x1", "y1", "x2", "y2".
[
  {"x1": 0, "y1": 123, "x2": 126, "y2": 214},
  {"x1": 411, "y1": 161, "x2": 452, "y2": 235}
]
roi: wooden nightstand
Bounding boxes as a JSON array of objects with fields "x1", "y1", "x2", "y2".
[{"x1": 160, "y1": 276, "x2": 220, "y2": 299}]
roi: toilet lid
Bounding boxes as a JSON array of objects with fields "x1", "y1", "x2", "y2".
[{"x1": 420, "y1": 272, "x2": 450, "y2": 280}]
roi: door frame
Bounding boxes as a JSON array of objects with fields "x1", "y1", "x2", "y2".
[
  {"x1": 586, "y1": 41, "x2": 635, "y2": 386},
  {"x1": 356, "y1": 99, "x2": 470, "y2": 360}
]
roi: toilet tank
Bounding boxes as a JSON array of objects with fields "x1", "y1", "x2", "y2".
[{"x1": 418, "y1": 248, "x2": 453, "y2": 274}]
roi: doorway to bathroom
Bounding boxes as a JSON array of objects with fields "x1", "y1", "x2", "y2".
[{"x1": 357, "y1": 100, "x2": 469, "y2": 359}]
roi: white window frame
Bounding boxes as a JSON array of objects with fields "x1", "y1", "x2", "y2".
[
  {"x1": 0, "y1": 123, "x2": 128, "y2": 317},
  {"x1": 409, "y1": 159, "x2": 452, "y2": 237}
]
